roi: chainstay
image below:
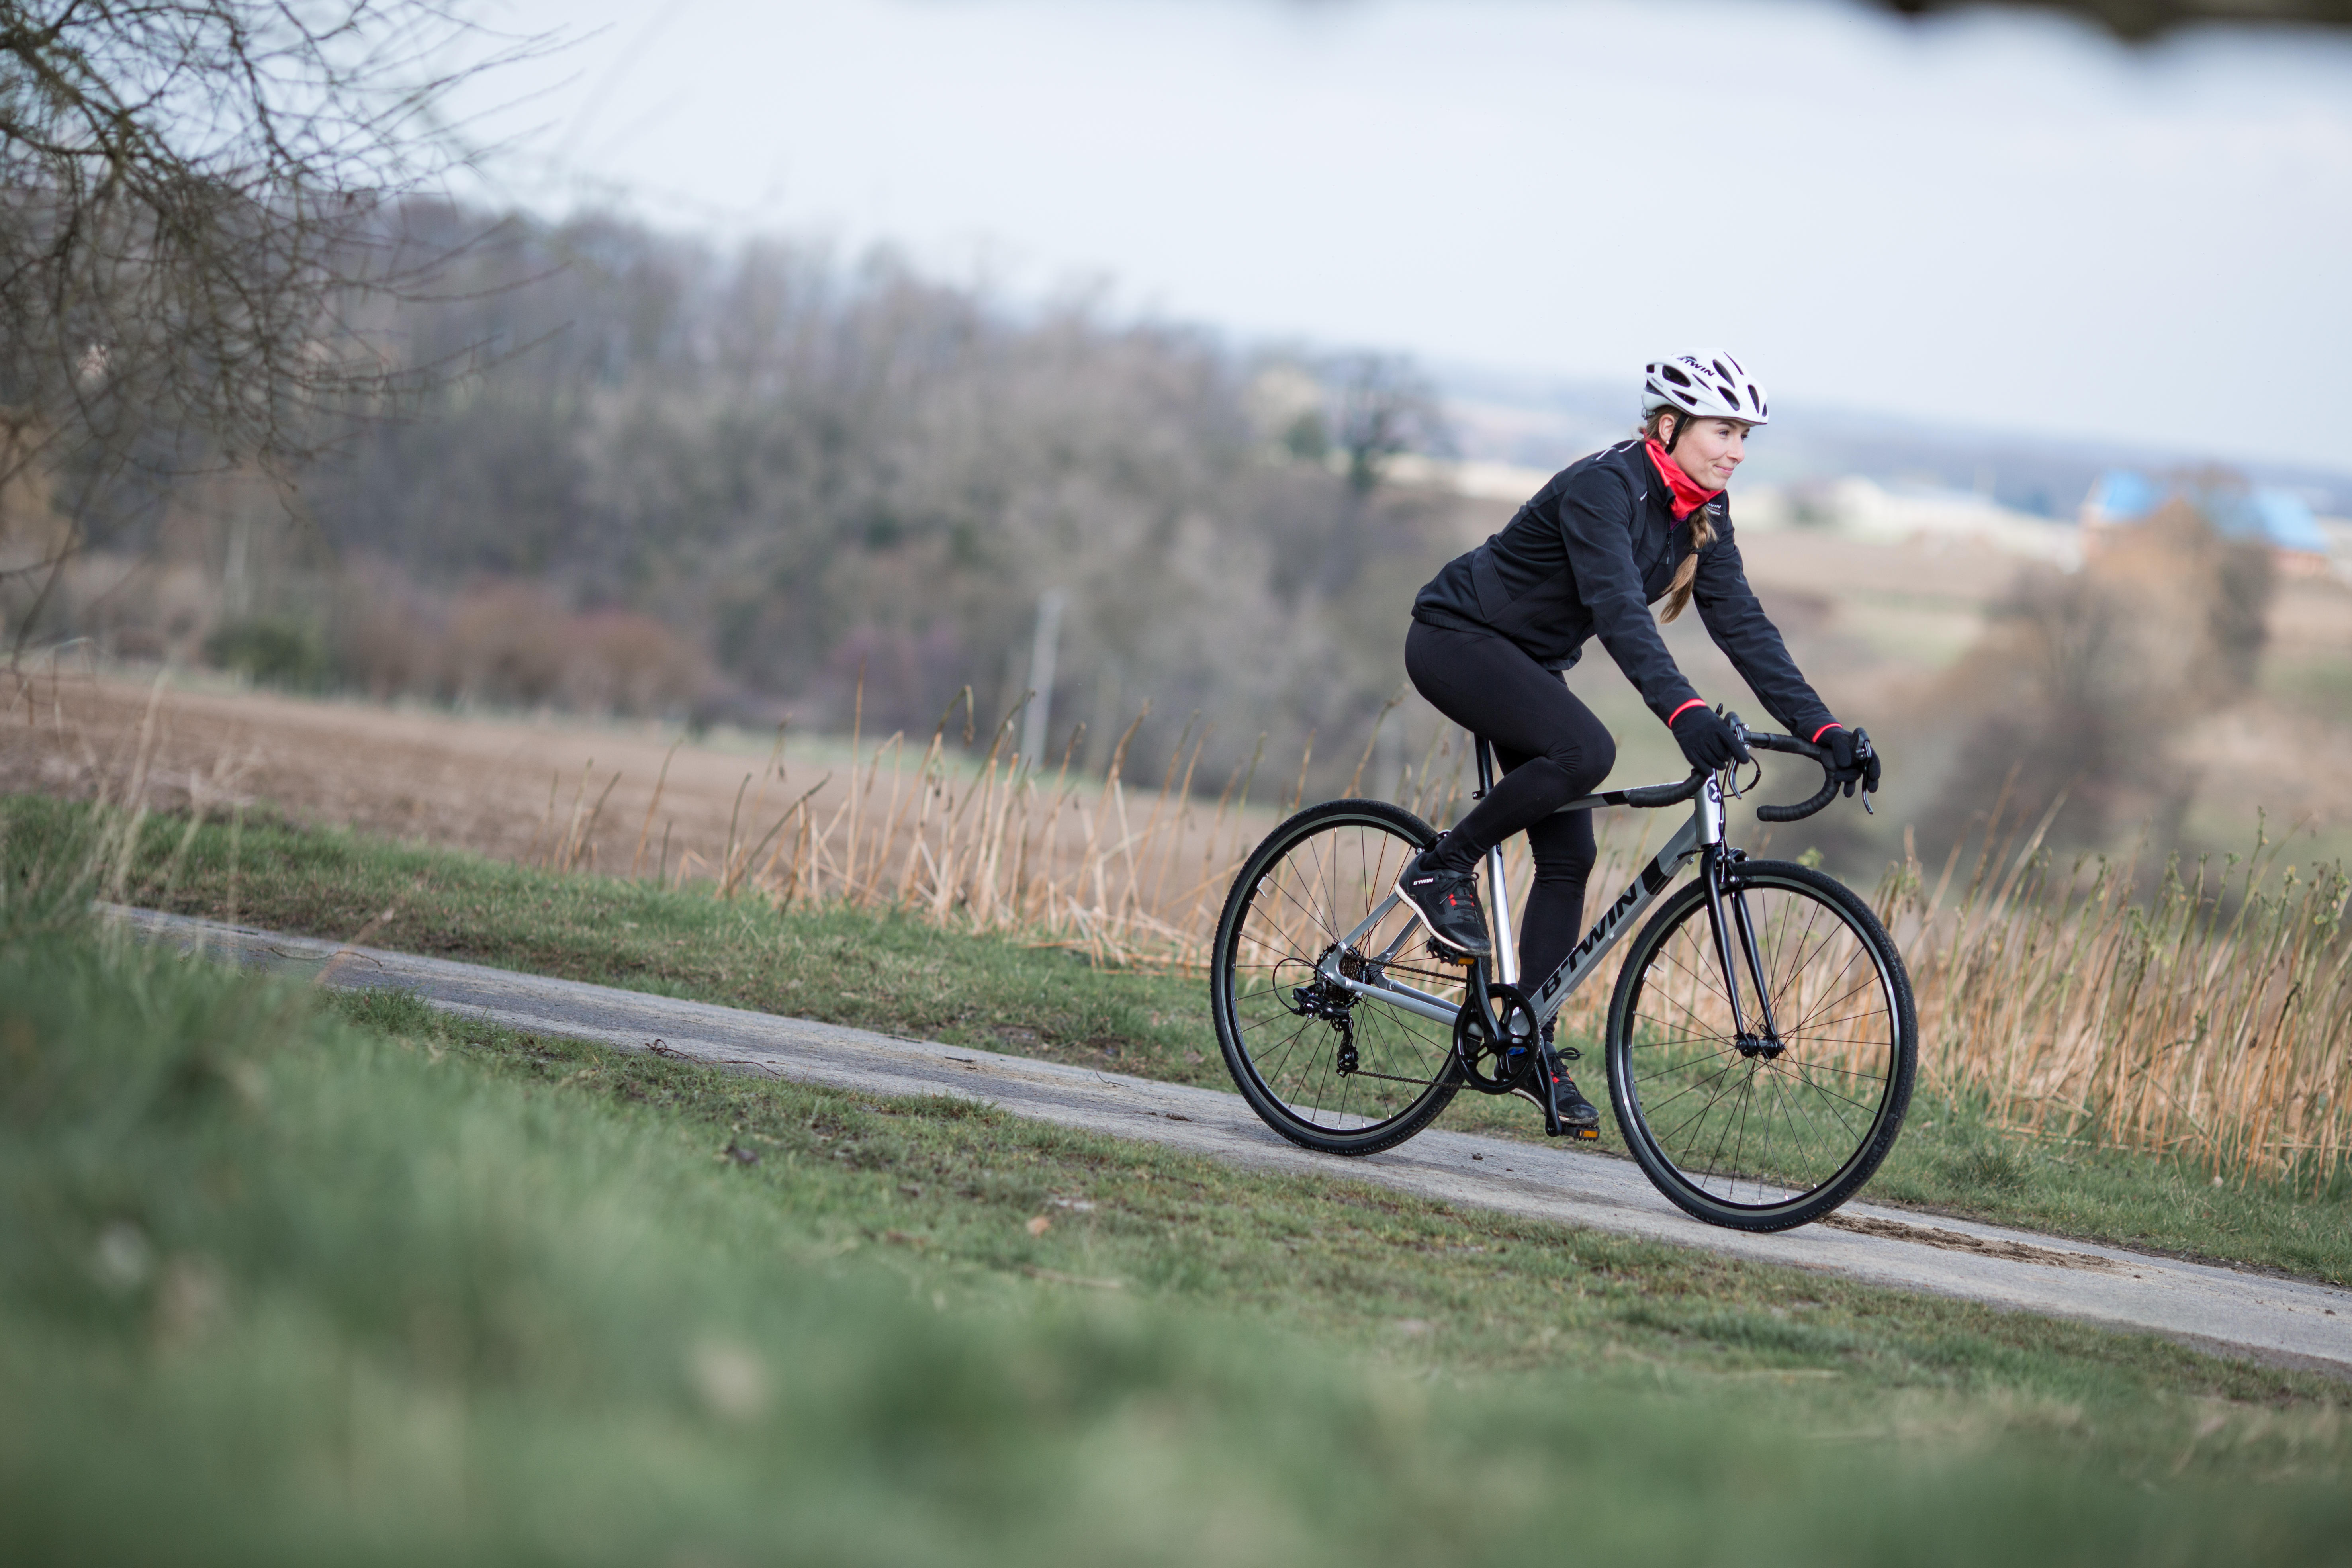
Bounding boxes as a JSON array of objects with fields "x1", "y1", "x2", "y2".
[{"x1": 1342, "y1": 1067, "x2": 1448, "y2": 1088}]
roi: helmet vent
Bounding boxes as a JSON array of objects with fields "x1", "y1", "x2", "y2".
[{"x1": 1641, "y1": 351, "x2": 1769, "y2": 428}]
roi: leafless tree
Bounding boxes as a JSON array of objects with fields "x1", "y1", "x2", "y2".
[
  {"x1": 1329, "y1": 352, "x2": 1450, "y2": 495},
  {"x1": 1921, "y1": 498, "x2": 2276, "y2": 858},
  {"x1": 0, "y1": 0, "x2": 535, "y2": 659}
]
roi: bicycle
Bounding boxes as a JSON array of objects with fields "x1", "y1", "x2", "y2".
[{"x1": 1208, "y1": 717, "x2": 1916, "y2": 1232}]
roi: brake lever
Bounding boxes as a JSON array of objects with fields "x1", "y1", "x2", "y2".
[
  {"x1": 1722, "y1": 713, "x2": 1761, "y2": 798},
  {"x1": 1855, "y1": 730, "x2": 1876, "y2": 815}
]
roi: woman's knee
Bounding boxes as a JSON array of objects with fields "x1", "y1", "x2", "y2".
[
  {"x1": 1534, "y1": 725, "x2": 1614, "y2": 794},
  {"x1": 1501, "y1": 755, "x2": 1582, "y2": 816},
  {"x1": 1525, "y1": 810, "x2": 1598, "y2": 883}
]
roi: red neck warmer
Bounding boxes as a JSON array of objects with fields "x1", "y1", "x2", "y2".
[{"x1": 1645, "y1": 439, "x2": 1722, "y2": 522}]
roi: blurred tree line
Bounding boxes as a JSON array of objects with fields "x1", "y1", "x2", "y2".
[
  {"x1": 5, "y1": 200, "x2": 1468, "y2": 793},
  {"x1": 1920, "y1": 491, "x2": 2277, "y2": 860}
]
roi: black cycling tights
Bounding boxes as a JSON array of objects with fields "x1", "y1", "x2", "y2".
[{"x1": 1403, "y1": 619, "x2": 1618, "y2": 989}]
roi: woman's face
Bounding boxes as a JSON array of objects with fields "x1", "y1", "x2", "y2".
[{"x1": 1667, "y1": 417, "x2": 1749, "y2": 489}]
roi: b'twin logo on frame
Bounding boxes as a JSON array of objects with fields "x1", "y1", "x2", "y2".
[
  {"x1": 1531, "y1": 852, "x2": 1681, "y2": 1007},
  {"x1": 1534, "y1": 881, "x2": 1642, "y2": 1006}
]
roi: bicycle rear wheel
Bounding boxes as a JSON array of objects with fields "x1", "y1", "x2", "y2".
[
  {"x1": 1604, "y1": 859, "x2": 1915, "y2": 1231},
  {"x1": 1209, "y1": 799, "x2": 1464, "y2": 1155}
]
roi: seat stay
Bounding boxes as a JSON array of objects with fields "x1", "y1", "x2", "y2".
[
  {"x1": 1337, "y1": 892, "x2": 1407, "y2": 958},
  {"x1": 1325, "y1": 895, "x2": 1468, "y2": 1028}
]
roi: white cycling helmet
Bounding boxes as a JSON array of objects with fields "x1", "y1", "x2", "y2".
[{"x1": 1641, "y1": 350, "x2": 1769, "y2": 428}]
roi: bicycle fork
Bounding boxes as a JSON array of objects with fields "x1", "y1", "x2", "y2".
[{"x1": 1696, "y1": 781, "x2": 1784, "y2": 1059}]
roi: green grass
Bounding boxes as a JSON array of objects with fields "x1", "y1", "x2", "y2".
[
  {"x1": 6, "y1": 900, "x2": 2352, "y2": 1563},
  {"x1": 9, "y1": 790, "x2": 2349, "y2": 1285}
]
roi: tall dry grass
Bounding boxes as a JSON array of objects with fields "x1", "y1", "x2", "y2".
[
  {"x1": 776, "y1": 683, "x2": 2347, "y2": 1187},
  {"x1": 607, "y1": 693, "x2": 1462, "y2": 969},
  {"x1": 643, "y1": 683, "x2": 1707, "y2": 988},
  {"x1": 31, "y1": 660, "x2": 2342, "y2": 1187},
  {"x1": 1876, "y1": 789, "x2": 2351, "y2": 1188},
  {"x1": 4, "y1": 671, "x2": 245, "y2": 931}
]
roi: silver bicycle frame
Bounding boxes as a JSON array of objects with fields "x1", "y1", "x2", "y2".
[{"x1": 1313, "y1": 752, "x2": 1723, "y2": 1032}]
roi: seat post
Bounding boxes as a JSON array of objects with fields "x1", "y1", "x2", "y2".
[{"x1": 1473, "y1": 736, "x2": 1518, "y2": 986}]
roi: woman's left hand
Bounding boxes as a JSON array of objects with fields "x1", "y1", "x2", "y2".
[{"x1": 1824, "y1": 726, "x2": 1881, "y2": 798}]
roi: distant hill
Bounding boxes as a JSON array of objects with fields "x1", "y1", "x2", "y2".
[{"x1": 1431, "y1": 364, "x2": 2352, "y2": 521}]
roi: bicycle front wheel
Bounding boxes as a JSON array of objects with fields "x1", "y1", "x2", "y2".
[
  {"x1": 1209, "y1": 799, "x2": 1464, "y2": 1155},
  {"x1": 1605, "y1": 860, "x2": 1916, "y2": 1231}
]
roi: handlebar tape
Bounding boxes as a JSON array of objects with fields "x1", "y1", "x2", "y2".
[{"x1": 1738, "y1": 726, "x2": 1841, "y2": 824}]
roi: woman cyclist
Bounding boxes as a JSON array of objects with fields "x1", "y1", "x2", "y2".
[{"x1": 1397, "y1": 350, "x2": 1880, "y2": 1137}]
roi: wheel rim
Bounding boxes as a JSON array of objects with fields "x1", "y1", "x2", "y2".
[
  {"x1": 1219, "y1": 815, "x2": 1464, "y2": 1136},
  {"x1": 1618, "y1": 875, "x2": 1901, "y2": 1212}
]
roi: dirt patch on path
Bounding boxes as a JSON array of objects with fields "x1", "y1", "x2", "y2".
[{"x1": 1820, "y1": 1212, "x2": 2123, "y2": 1273}]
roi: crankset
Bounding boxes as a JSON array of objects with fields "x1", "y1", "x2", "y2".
[{"x1": 1452, "y1": 981, "x2": 1541, "y2": 1095}]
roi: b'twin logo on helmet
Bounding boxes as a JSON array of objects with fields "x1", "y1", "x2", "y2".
[{"x1": 1680, "y1": 356, "x2": 1738, "y2": 395}]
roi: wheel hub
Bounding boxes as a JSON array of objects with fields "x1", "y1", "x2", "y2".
[{"x1": 1733, "y1": 1032, "x2": 1786, "y2": 1061}]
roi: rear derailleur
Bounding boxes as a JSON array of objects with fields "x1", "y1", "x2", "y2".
[{"x1": 1291, "y1": 945, "x2": 1362, "y2": 1075}]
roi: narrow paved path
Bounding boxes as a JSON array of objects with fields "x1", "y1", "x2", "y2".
[{"x1": 120, "y1": 906, "x2": 2352, "y2": 1378}]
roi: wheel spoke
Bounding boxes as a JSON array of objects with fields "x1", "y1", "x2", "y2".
[
  {"x1": 1610, "y1": 869, "x2": 1912, "y2": 1222},
  {"x1": 1213, "y1": 812, "x2": 1462, "y2": 1145}
]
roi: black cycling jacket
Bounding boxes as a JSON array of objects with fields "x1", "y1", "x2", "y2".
[{"x1": 1411, "y1": 439, "x2": 1835, "y2": 740}]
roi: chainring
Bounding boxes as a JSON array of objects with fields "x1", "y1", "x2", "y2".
[{"x1": 1452, "y1": 982, "x2": 1541, "y2": 1095}]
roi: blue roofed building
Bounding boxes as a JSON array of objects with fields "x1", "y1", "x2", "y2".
[
  {"x1": 2080, "y1": 468, "x2": 2335, "y2": 574},
  {"x1": 2084, "y1": 469, "x2": 2168, "y2": 525}
]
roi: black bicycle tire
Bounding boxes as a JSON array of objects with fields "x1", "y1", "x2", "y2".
[
  {"x1": 1209, "y1": 798, "x2": 1464, "y2": 1156},
  {"x1": 1603, "y1": 859, "x2": 1916, "y2": 1231}
]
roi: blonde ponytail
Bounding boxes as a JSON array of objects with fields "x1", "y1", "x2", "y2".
[
  {"x1": 1659, "y1": 506, "x2": 1712, "y2": 623},
  {"x1": 1642, "y1": 408, "x2": 1714, "y2": 623}
]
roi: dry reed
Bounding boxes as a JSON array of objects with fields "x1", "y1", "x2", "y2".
[
  {"x1": 1875, "y1": 801, "x2": 2351, "y2": 1188},
  {"x1": 38, "y1": 657, "x2": 2339, "y2": 1187},
  {"x1": 620, "y1": 699, "x2": 1437, "y2": 973}
]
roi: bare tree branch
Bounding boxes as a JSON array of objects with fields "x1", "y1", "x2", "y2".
[{"x1": 0, "y1": 0, "x2": 547, "y2": 657}]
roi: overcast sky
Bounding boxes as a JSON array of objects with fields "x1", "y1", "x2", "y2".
[{"x1": 450, "y1": 0, "x2": 2352, "y2": 472}]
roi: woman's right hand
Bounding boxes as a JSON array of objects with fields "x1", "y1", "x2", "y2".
[{"x1": 1671, "y1": 705, "x2": 1751, "y2": 771}]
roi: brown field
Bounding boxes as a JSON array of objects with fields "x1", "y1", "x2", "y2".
[
  {"x1": 0, "y1": 663, "x2": 1325, "y2": 960},
  {"x1": 8, "y1": 527, "x2": 2350, "y2": 1180}
]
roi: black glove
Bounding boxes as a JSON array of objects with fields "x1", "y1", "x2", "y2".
[
  {"x1": 1671, "y1": 705, "x2": 1751, "y2": 771},
  {"x1": 1822, "y1": 725, "x2": 1882, "y2": 798}
]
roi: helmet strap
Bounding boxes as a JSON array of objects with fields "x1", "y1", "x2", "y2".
[{"x1": 1663, "y1": 410, "x2": 1687, "y2": 454}]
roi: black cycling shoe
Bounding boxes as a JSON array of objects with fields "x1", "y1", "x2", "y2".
[
  {"x1": 1544, "y1": 1071, "x2": 1601, "y2": 1140},
  {"x1": 1518, "y1": 1027, "x2": 1599, "y2": 1139},
  {"x1": 1394, "y1": 851, "x2": 1492, "y2": 958}
]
